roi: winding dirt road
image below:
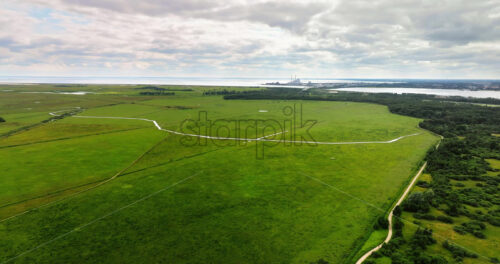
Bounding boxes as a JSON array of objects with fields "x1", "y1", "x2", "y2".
[
  {"x1": 355, "y1": 162, "x2": 427, "y2": 264},
  {"x1": 70, "y1": 114, "x2": 421, "y2": 145}
]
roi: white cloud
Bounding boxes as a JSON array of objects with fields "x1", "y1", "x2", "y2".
[{"x1": 0, "y1": 0, "x2": 499, "y2": 78}]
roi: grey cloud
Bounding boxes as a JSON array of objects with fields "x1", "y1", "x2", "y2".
[
  {"x1": 2, "y1": 0, "x2": 499, "y2": 78},
  {"x1": 0, "y1": 37, "x2": 62, "y2": 52},
  {"x1": 199, "y1": 1, "x2": 328, "y2": 33},
  {"x1": 61, "y1": 0, "x2": 217, "y2": 15},
  {"x1": 415, "y1": 8, "x2": 500, "y2": 45},
  {"x1": 37, "y1": 0, "x2": 329, "y2": 32},
  {"x1": 318, "y1": 0, "x2": 500, "y2": 46}
]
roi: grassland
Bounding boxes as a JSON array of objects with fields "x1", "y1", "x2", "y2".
[{"x1": 0, "y1": 84, "x2": 438, "y2": 263}]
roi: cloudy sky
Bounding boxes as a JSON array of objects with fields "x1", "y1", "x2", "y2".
[{"x1": 1, "y1": 0, "x2": 499, "y2": 79}]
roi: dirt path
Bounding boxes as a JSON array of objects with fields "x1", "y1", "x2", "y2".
[
  {"x1": 72, "y1": 114, "x2": 421, "y2": 145},
  {"x1": 355, "y1": 162, "x2": 427, "y2": 264}
]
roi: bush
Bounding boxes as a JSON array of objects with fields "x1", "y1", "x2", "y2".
[
  {"x1": 436, "y1": 215, "x2": 454, "y2": 223},
  {"x1": 311, "y1": 259, "x2": 329, "y2": 264},
  {"x1": 443, "y1": 240, "x2": 478, "y2": 260},
  {"x1": 453, "y1": 225, "x2": 467, "y2": 235},
  {"x1": 403, "y1": 191, "x2": 434, "y2": 213},
  {"x1": 416, "y1": 180, "x2": 430, "y2": 188},
  {"x1": 393, "y1": 205, "x2": 402, "y2": 217},
  {"x1": 393, "y1": 217, "x2": 405, "y2": 238},
  {"x1": 413, "y1": 213, "x2": 435, "y2": 220},
  {"x1": 472, "y1": 231, "x2": 486, "y2": 239},
  {"x1": 370, "y1": 251, "x2": 382, "y2": 258},
  {"x1": 391, "y1": 252, "x2": 411, "y2": 264},
  {"x1": 378, "y1": 243, "x2": 393, "y2": 257},
  {"x1": 461, "y1": 220, "x2": 486, "y2": 234},
  {"x1": 411, "y1": 228, "x2": 436, "y2": 250},
  {"x1": 413, "y1": 253, "x2": 448, "y2": 264},
  {"x1": 374, "y1": 216, "x2": 389, "y2": 229},
  {"x1": 379, "y1": 238, "x2": 405, "y2": 257},
  {"x1": 0, "y1": 117, "x2": 5, "y2": 122},
  {"x1": 487, "y1": 216, "x2": 500, "y2": 226}
]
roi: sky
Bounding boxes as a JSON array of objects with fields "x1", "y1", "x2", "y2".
[{"x1": 0, "y1": 0, "x2": 499, "y2": 79}]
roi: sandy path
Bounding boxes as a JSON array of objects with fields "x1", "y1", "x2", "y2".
[
  {"x1": 72, "y1": 114, "x2": 421, "y2": 144},
  {"x1": 355, "y1": 162, "x2": 427, "y2": 264}
]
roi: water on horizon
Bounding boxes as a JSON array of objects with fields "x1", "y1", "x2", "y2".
[{"x1": 332, "y1": 87, "x2": 500, "y2": 99}]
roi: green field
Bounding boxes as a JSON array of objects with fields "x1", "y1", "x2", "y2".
[{"x1": 0, "y1": 85, "x2": 438, "y2": 263}]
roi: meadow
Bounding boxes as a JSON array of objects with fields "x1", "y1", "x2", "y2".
[{"x1": 0, "y1": 84, "x2": 438, "y2": 263}]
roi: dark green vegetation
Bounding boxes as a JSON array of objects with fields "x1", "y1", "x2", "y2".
[
  {"x1": 138, "y1": 91, "x2": 175, "y2": 96},
  {"x1": 0, "y1": 84, "x2": 438, "y2": 263},
  {"x1": 203, "y1": 89, "x2": 259, "y2": 96},
  {"x1": 135, "y1": 85, "x2": 180, "y2": 96},
  {"x1": 135, "y1": 85, "x2": 193, "y2": 92},
  {"x1": 226, "y1": 89, "x2": 500, "y2": 263}
]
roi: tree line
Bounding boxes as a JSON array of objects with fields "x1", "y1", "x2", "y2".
[
  {"x1": 135, "y1": 86, "x2": 193, "y2": 91},
  {"x1": 203, "y1": 89, "x2": 259, "y2": 96},
  {"x1": 139, "y1": 91, "x2": 175, "y2": 96}
]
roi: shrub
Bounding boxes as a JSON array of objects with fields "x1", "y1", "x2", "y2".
[
  {"x1": 443, "y1": 240, "x2": 478, "y2": 260},
  {"x1": 378, "y1": 243, "x2": 392, "y2": 257},
  {"x1": 487, "y1": 216, "x2": 500, "y2": 226},
  {"x1": 374, "y1": 216, "x2": 389, "y2": 229},
  {"x1": 403, "y1": 191, "x2": 434, "y2": 213},
  {"x1": 453, "y1": 225, "x2": 467, "y2": 235},
  {"x1": 436, "y1": 215, "x2": 454, "y2": 223},
  {"x1": 416, "y1": 180, "x2": 430, "y2": 188},
  {"x1": 411, "y1": 228, "x2": 436, "y2": 250},
  {"x1": 391, "y1": 252, "x2": 411, "y2": 264},
  {"x1": 472, "y1": 231, "x2": 486, "y2": 239},
  {"x1": 393, "y1": 217, "x2": 405, "y2": 238},
  {"x1": 311, "y1": 259, "x2": 329, "y2": 264},
  {"x1": 463, "y1": 220, "x2": 486, "y2": 230},
  {"x1": 379, "y1": 238, "x2": 405, "y2": 257},
  {"x1": 413, "y1": 253, "x2": 448, "y2": 264},
  {"x1": 413, "y1": 213, "x2": 435, "y2": 220},
  {"x1": 370, "y1": 251, "x2": 382, "y2": 258},
  {"x1": 393, "y1": 205, "x2": 402, "y2": 217},
  {"x1": 0, "y1": 117, "x2": 5, "y2": 122}
]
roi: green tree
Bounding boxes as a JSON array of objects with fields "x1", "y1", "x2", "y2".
[{"x1": 403, "y1": 191, "x2": 434, "y2": 213}]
